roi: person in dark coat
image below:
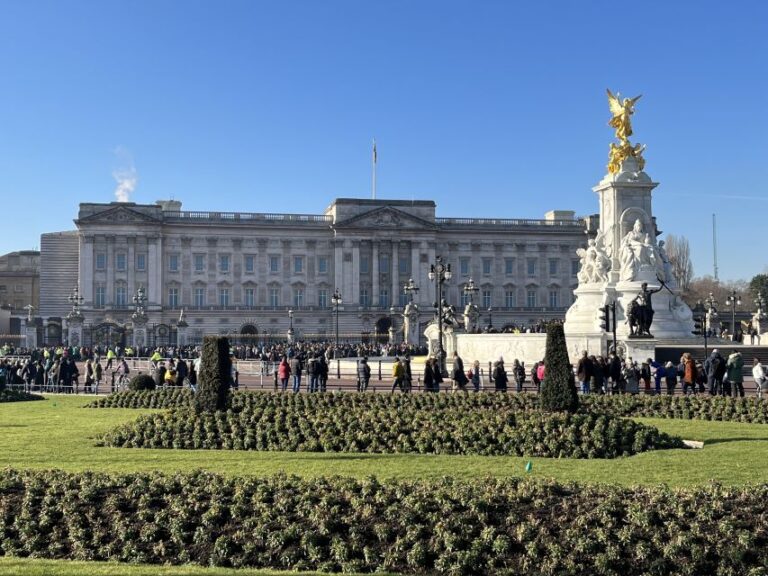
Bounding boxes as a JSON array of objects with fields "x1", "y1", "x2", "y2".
[{"x1": 493, "y1": 358, "x2": 508, "y2": 392}]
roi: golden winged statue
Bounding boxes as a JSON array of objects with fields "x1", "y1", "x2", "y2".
[
  {"x1": 606, "y1": 89, "x2": 646, "y2": 174},
  {"x1": 607, "y1": 89, "x2": 641, "y2": 143}
]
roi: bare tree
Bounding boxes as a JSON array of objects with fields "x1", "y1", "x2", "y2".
[{"x1": 664, "y1": 234, "x2": 694, "y2": 292}]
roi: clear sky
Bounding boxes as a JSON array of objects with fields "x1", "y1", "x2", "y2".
[{"x1": 1, "y1": 0, "x2": 765, "y2": 282}]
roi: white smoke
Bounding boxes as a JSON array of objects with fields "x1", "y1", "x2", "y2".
[{"x1": 112, "y1": 146, "x2": 138, "y2": 202}]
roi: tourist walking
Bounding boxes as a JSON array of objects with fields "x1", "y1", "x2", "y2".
[
  {"x1": 278, "y1": 356, "x2": 291, "y2": 392},
  {"x1": 492, "y1": 358, "x2": 508, "y2": 392},
  {"x1": 512, "y1": 359, "x2": 525, "y2": 393}
]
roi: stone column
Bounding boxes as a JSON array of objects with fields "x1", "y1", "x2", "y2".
[
  {"x1": 392, "y1": 241, "x2": 401, "y2": 309},
  {"x1": 333, "y1": 239, "x2": 343, "y2": 292},
  {"x1": 127, "y1": 236, "x2": 136, "y2": 296},
  {"x1": 80, "y1": 235, "x2": 94, "y2": 304},
  {"x1": 147, "y1": 236, "x2": 161, "y2": 307},
  {"x1": 411, "y1": 243, "x2": 420, "y2": 304},
  {"x1": 105, "y1": 235, "x2": 115, "y2": 305},
  {"x1": 372, "y1": 242, "x2": 380, "y2": 305},
  {"x1": 67, "y1": 314, "x2": 84, "y2": 347},
  {"x1": 351, "y1": 240, "x2": 360, "y2": 305}
]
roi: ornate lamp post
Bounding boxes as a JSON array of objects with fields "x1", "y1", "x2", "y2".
[
  {"x1": 725, "y1": 290, "x2": 741, "y2": 341},
  {"x1": 755, "y1": 293, "x2": 766, "y2": 317},
  {"x1": 428, "y1": 256, "x2": 452, "y2": 376},
  {"x1": 68, "y1": 286, "x2": 84, "y2": 318},
  {"x1": 487, "y1": 307, "x2": 493, "y2": 330},
  {"x1": 462, "y1": 277, "x2": 479, "y2": 332},
  {"x1": 463, "y1": 277, "x2": 479, "y2": 304},
  {"x1": 331, "y1": 288, "x2": 342, "y2": 357},
  {"x1": 287, "y1": 309, "x2": 294, "y2": 343},
  {"x1": 131, "y1": 286, "x2": 148, "y2": 349},
  {"x1": 131, "y1": 286, "x2": 147, "y2": 321},
  {"x1": 704, "y1": 292, "x2": 719, "y2": 337}
]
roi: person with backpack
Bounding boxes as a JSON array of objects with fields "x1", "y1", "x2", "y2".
[
  {"x1": 704, "y1": 349, "x2": 726, "y2": 396},
  {"x1": 357, "y1": 357, "x2": 371, "y2": 392}
]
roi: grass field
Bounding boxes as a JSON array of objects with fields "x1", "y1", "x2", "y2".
[
  {"x1": 2, "y1": 394, "x2": 768, "y2": 486},
  {"x1": 0, "y1": 557, "x2": 339, "y2": 576}
]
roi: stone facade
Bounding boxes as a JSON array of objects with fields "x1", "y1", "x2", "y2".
[
  {"x1": 0, "y1": 250, "x2": 40, "y2": 314},
  {"x1": 39, "y1": 198, "x2": 589, "y2": 346}
]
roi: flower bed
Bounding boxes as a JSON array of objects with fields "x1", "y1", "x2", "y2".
[
  {"x1": 99, "y1": 400, "x2": 684, "y2": 458},
  {"x1": 0, "y1": 389, "x2": 44, "y2": 403},
  {"x1": 0, "y1": 469, "x2": 766, "y2": 575}
]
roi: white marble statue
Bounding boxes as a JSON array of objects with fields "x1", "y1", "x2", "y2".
[
  {"x1": 463, "y1": 303, "x2": 479, "y2": 332},
  {"x1": 576, "y1": 231, "x2": 611, "y2": 284},
  {"x1": 619, "y1": 219, "x2": 658, "y2": 282}
]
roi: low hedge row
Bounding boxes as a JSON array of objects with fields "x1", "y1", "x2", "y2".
[
  {"x1": 85, "y1": 388, "x2": 194, "y2": 409},
  {"x1": 0, "y1": 389, "x2": 45, "y2": 403},
  {"x1": 581, "y1": 394, "x2": 768, "y2": 424},
  {"x1": 1, "y1": 469, "x2": 766, "y2": 575},
  {"x1": 87, "y1": 389, "x2": 768, "y2": 425},
  {"x1": 100, "y1": 403, "x2": 684, "y2": 458}
]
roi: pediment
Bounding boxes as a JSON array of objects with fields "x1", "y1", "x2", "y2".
[
  {"x1": 78, "y1": 206, "x2": 161, "y2": 225},
  {"x1": 334, "y1": 206, "x2": 437, "y2": 230}
]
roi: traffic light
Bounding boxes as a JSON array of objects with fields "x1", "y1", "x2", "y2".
[
  {"x1": 692, "y1": 316, "x2": 704, "y2": 336},
  {"x1": 599, "y1": 305, "x2": 609, "y2": 332}
]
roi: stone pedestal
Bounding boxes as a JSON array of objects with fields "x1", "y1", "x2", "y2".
[
  {"x1": 66, "y1": 316, "x2": 84, "y2": 347},
  {"x1": 752, "y1": 312, "x2": 768, "y2": 336},
  {"x1": 23, "y1": 319, "x2": 38, "y2": 349},
  {"x1": 424, "y1": 323, "x2": 456, "y2": 359},
  {"x1": 132, "y1": 316, "x2": 148, "y2": 348},
  {"x1": 286, "y1": 328, "x2": 295, "y2": 344}
]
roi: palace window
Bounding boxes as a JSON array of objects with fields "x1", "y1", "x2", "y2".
[
  {"x1": 269, "y1": 255, "x2": 280, "y2": 274},
  {"x1": 115, "y1": 285, "x2": 127, "y2": 306},
  {"x1": 318, "y1": 289, "x2": 328, "y2": 308},
  {"x1": 294, "y1": 256, "x2": 304, "y2": 274},
  {"x1": 194, "y1": 287, "x2": 205, "y2": 307},
  {"x1": 95, "y1": 285, "x2": 106, "y2": 307},
  {"x1": 245, "y1": 255, "x2": 255, "y2": 274},
  {"x1": 269, "y1": 287, "x2": 280, "y2": 307},
  {"x1": 219, "y1": 255, "x2": 230, "y2": 273},
  {"x1": 116, "y1": 252, "x2": 126, "y2": 271},
  {"x1": 379, "y1": 288, "x2": 389, "y2": 308},
  {"x1": 219, "y1": 287, "x2": 230, "y2": 306},
  {"x1": 244, "y1": 287, "x2": 255, "y2": 307},
  {"x1": 549, "y1": 289, "x2": 559, "y2": 308},
  {"x1": 168, "y1": 287, "x2": 179, "y2": 309},
  {"x1": 527, "y1": 258, "x2": 537, "y2": 277},
  {"x1": 526, "y1": 289, "x2": 537, "y2": 308},
  {"x1": 482, "y1": 289, "x2": 492, "y2": 309},
  {"x1": 482, "y1": 258, "x2": 492, "y2": 275},
  {"x1": 318, "y1": 256, "x2": 329, "y2": 274},
  {"x1": 505, "y1": 258, "x2": 515, "y2": 276},
  {"x1": 359, "y1": 288, "x2": 369, "y2": 307},
  {"x1": 96, "y1": 253, "x2": 106, "y2": 271},
  {"x1": 505, "y1": 290, "x2": 516, "y2": 308},
  {"x1": 168, "y1": 253, "x2": 179, "y2": 272},
  {"x1": 136, "y1": 253, "x2": 146, "y2": 271},
  {"x1": 459, "y1": 257, "x2": 470, "y2": 276},
  {"x1": 549, "y1": 258, "x2": 559, "y2": 276},
  {"x1": 194, "y1": 254, "x2": 205, "y2": 273}
]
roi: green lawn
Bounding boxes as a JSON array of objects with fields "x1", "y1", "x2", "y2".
[
  {"x1": 0, "y1": 557, "x2": 340, "y2": 576},
  {"x1": 2, "y1": 395, "x2": 768, "y2": 486}
]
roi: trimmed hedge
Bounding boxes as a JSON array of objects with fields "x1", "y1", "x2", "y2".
[
  {"x1": 128, "y1": 374, "x2": 156, "y2": 392},
  {"x1": 87, "y1": 389, "x2": 768, "y2": 424},
  {"x1": 0, "y1": 469, "x2": 766, "y2": 575},
  {"x1": 99, "y1": 401, "x2": 684, "y2": 458},
  {"x1": 0, "y1": 390, "x2": 45, "y2": 403},
  {"x1": 85, "y1": 389, "x2": 194, "y2": 409},
  {"x1": 540, "y1": 322, "x2": 578, "y2": 413},
  {"x1": 195, "y1": 336, "x2": 231, "y2": 413}
]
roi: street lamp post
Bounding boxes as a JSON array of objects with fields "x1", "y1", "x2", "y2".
[
  {"x1": 704, "y1": 292, "x2": 718, "y2": 337},
  {"x1": 725, "y1": 290, "x2": 741, "y2": 341},
  {"x1": 331, "y1": 288, "x2": 342, "y2": 358},
  {"x1": 68, "y1": 286, "x2": 84, "y2": 317},
  {"x1": 287, "y1": 309, "x2": 294, "y2": 343},
  {"x1": 428, "y1": 256, "x2": 452, "y2": 376},
  {"x1": 487, "y1": 307, "x2": 493, "y2": 330},
  {"x1": 388, "y1": 306, "x2": 397, "y2": 344}
]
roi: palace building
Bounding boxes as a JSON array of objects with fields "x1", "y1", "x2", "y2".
[{"x1": 37, "y1": 198, "x2": 591, "y2": 346}]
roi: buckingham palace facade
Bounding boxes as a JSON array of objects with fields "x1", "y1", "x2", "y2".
[{"x1": 38, "y1": 198, "x2": 592, "y2": 346}]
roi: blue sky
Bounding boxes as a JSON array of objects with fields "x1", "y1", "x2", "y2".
[{"x1": 0, "y1": 0, "x2": 765, "y2": 282}]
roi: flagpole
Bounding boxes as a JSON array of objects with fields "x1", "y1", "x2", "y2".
[{"x1": 372, "y1": 138, "x2": 377, "y2": 200}]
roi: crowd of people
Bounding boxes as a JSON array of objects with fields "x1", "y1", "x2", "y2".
[{"x1": 1, "y1": 341, "x2": 766, "y2": 398}]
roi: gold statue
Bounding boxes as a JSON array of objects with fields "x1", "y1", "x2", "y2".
[{"x1": 606, "y1": 89, "x2": 646, "y2": 174}]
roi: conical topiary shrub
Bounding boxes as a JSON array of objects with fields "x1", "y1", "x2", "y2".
[
  {"x1": 195, "y1": 336, "x2": 231, "y2": 412},
  {"x1": 539, "y1": 322, "x2": 579, "y2": 413}
]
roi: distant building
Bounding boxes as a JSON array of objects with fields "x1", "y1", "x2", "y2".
[
  {"x1": 0, "y1": 250, "x2": 40, "y2": 314},
  {"x1": 38, "y1": 198, "x2": 590, "y2": 346}
]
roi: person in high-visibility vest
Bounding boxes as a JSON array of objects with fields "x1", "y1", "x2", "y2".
[{"x1": 105, "y1": 348, "x2": 116, "y2": 370}]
